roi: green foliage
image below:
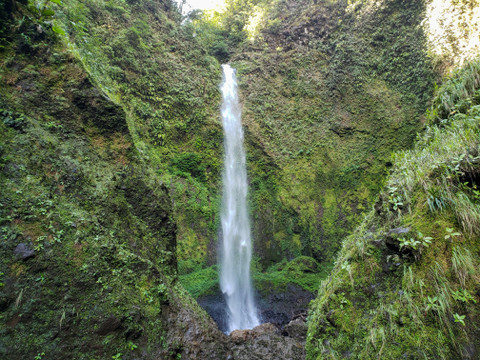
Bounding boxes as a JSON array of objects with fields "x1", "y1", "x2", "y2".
[
  {"x1": 34, "y1": 352, "x2": 45, "y2": 360},
  {"x1": 229, "y1": 0, "x2": 436, "y2": 264},
  {"x1": 307, "y1": 59, "x2": 480, "y2": 360},
  {"x1": 428, "y1": 60, "x2": 480, "y2": 124},
  {"x1": 253, "y1": 256, "x2": 333, "y2": 294},
  {"x1": 0, "y1": 10, "x2": 224, "y2": 358},
  {"x1": 179, "y1": 266, "x2": 219, "y2": 298},
  {"x1": 451, "y1": 289, "x2": 477, "y2": 304},
  {"x1": 425, "y1": 295, "x2": 440, "y2": 312},
  {"x1": 444, "y1": 227, "x2": 461, "y2": 240},
  {"x1": 387, "y1": 186, "x2": 404, "y2": 213},
  {"x1": 453, "y1": 313, "x2": 466, "y2": 326},
  {"x1": 169, "y1": 152, "x2": 207, "y2": 183},
  {"x1": 398, "y1": 231, "x2": 432, "y2": 254}
]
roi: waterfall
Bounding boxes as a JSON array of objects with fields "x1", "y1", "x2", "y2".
[{"x1": 219, "y1": 64, "x2": 260, "y2": 333}]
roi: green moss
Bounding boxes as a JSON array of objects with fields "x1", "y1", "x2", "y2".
[
  {"x1": 226, "y1": 0, "x2": 436, "y2": 265},
  {"x1": 179, "y1": 265, "x2": 219, "y2": 298},
  {"x1": 307, "y1": 58, "x2": 480, "y2": 360},
  {"x1": 0, "y1": 11, "x2": 225, "y2": 358},
  {"x1": 253, "y1": 256, "x2": 333, "y2": 294}
]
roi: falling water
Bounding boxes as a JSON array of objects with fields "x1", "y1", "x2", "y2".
[{"x1": 219, "y1": 64, "x2": 260, "y2": 333}]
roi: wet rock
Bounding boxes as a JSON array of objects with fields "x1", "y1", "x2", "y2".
[
  {"x1": 385, "y1": 227, "x2": 411, "y2": 251},
  {"x1": 372, "y1": 238, "x2": 384, "y2": 248},
  {"x1": 199, "y1": 283, "x2": 313, "y2": 332},
  {"x1": 257, "y1": 283, "x2": 315, "y2": 327},
  {"x1": 230, "y1": 323, "x2": 281, "y2": 345},
  {"x1": 389, "y1": 227, "x2": 411, "y2": 235},
  {"x1": 283, "y1": 318, "x2": 307, "y2": 340},
  {"x1": 197, "y1": 293, "x2": 228, "y2": 332},
  {"x1": 231, "y1": 332, "x2": 305, "y2": 360},
  {"x1": 230, "y1": 329, "x2": 254, "y2": 344},
  {"x1": 96, "y1": 315, "x2": 121, "y2": 335},
  {"x1": 252, "y1": 322, "x2": 279, "y2": 336},
  {"x1": 14, "y1": 242, "x2": 35, "y2": 260}
]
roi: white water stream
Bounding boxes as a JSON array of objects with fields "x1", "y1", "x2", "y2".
[{"x1": 219, "y1": 64, "x2": 260, "y2": 333}]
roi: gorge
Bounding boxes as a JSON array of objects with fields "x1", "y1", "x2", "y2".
[{"x1": 1, "y1": 0, "x2": 480, "y2": 359}]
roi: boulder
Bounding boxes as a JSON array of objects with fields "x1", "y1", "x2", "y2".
[
  {"x1": 283, "y1": 318, "x2": 307, "y2": 340},
  {"x1": 14, "y1": 243, "x2": 35, "y2": 260},
  {"x1": 230, "y1": 329, "x2": 254, "y2": 344}
]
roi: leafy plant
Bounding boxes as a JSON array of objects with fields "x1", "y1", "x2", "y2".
[
  {"x1": 398, "y1": 237, "x2": 421, "y2": 250},
  {"x1": 427, "y1": 187, "x2": 447, "y2": 212},
  {"x1": 444, "y1": 227, "x2": 461, "y2": 241},
  {"x1": 417, "y1": 232, "x2": 433, "y2": 247},
  {"x1": 425, "y1": 296, "x2": 440, "y2": 312},
  {"x1": 453, "y1": 313, "x2": 466, "y2": 326},
  {"x1": 451, "y1": 289, "x2": 477, "y2": 304},
  {"x1": 387, "y1": 186, "x2": 403, "y2": 213},
  {"x1": 398, "y1": 232, "x2": 432, "y2": 252}
]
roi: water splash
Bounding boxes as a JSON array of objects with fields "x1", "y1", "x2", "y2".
[{"x1": 219, "y1": 64, "x2": 259, "y2": 333}]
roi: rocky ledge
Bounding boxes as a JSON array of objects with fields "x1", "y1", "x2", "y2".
[{"x1": 229, "y1": 320, "x2": 307, "y2": 360}]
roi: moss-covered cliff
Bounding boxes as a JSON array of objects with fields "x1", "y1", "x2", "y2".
[
  {"x1": 1, "y1": 0, "x2": 480, "y2": 358},
  {"x1": 0, "y1": 3, "x2": 229, "y2": 358},
  {"x1": 228, "y1": 0, "x2": 436, "y2": 265},
  {"x1": 307, "y1": 60, "x2": 480, "y2": 359}
]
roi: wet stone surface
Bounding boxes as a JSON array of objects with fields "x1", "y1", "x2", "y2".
[
  {"x1": 198, "y1": 283, "x2": 314, "y2": 333},
  {"x1": 197, "y1": 284, "x2": 312, "y2": 359}
]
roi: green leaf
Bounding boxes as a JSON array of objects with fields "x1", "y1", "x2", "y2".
[
  {"x1": 52, "y1": 26, "x2": 65, "y2": 35},
  {"x1": 49, "y1": 0, "x2": 62, "y2": 4},
  {"x1": 41, "y1": 8, "x2": 55, "y2": 16},
  {"x1": 453, "y1": 313, "x2": 466, "y2": 325}
]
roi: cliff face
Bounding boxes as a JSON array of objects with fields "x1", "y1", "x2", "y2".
[
  {"x1": 0, "y1": 4, "x2": 228, "y2": 358},
  {"x1": 1, "y1": 0, "x2": 479, "y2": 358},
  {"x1": 307, "y1": 60, "x2": 480, "y2": 359},
  {"x1": 232, "y1": 0, "x2": 436, "y2": 264}
]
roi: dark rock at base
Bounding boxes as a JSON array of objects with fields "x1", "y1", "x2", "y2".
[
  {"x1": 95, "y1": 315, "x2": 121, "y2": 335},
  {"x1": 198, "y1": 283, "x2": 314, "y2": 333},
  {"x1": 231, "y1": 332, "x2": 305, "y2": 360},
  {"x1": 257, "y1": 283, "x2": 314, "y2": 327},
  {"x1": 197, "y1": 292, "x2": 228, "y2": 332},
  {"x1": 230, "y1": 323, "x2": 280, "y2": 344},
  {"x1": 283, "y1": 318, "x2": 308, "y2": 340},
  {"x1": 14, "y1": 242, "x2": 35, "y2": 260},
  {"x1": 252, "y1": 322, "x2": 280, "y2": 336},
  {"x1": 230, "y1": 329, "x2": 254, "y2": 344}
]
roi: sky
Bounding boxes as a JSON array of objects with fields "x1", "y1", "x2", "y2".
[{"x1": 178, "y1": 0, "x2": 225, "y2": 12}]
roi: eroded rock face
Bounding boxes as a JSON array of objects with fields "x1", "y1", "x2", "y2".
[
  {"x1": 230, "y1": 322, "x2": 280, "y2": 344},
  {"x1": 159, "y1": 297, "x2": 231, "y2": 360},
  {"x1": 229, "y1": 323, "x2": 305, "y2": 360},
  {"x1": 283, "y1": 318, "x2": 308, "y2": 340},
  {"x1": 14, "y1": 242, "x2": 35, "y2": 260}
]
